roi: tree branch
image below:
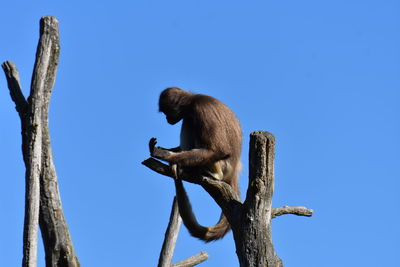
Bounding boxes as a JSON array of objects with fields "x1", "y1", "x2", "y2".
[
  {"x1": 171, "y1": 251, "x2": 209, "y2": 267},
  {"x1": 2, "y1": 57, "x2": 46, "y2": 267},
  {"x1": 1, "y1": 61, "x2": 28, "y2": 116},
  {"x1": 272, "y1": 206, "x2": 313, "y2": 219},
  {"x1": 142, "y1": 158, "x2": 176, "y2": 180},
  {"x1": 3, "y1": 61, "x2": 43, "y2": 267},
  {"x1": 141, "y1": 158, "x2": 242, "y2": 225},
  {"x1": 158, "y1": 197, "x2": 182, "y2": 267},
  {"x1": 30, "y1": 16, "x2": 60, "y2": 101}
]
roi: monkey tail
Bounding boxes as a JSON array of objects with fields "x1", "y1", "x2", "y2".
[{"x1": 174, "y1": 179, "x2": 231, "y2": 242}]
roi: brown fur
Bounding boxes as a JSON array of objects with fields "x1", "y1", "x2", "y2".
[{"x1": 155, "y1": 87, "x2": 242, "y2": 242}]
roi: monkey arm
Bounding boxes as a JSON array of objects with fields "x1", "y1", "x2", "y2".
[
  {"x1": 156, "y1": 148, "x2": 226, "y2": 167},
  {"x1": 166, "y1": 146, "x2": 182, "y2": 152},
  {"x1": 149, "y1": 138, "x2": 226, "y2": 166}
]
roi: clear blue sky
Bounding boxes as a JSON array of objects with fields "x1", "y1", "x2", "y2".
[{"x1": 1, "y1": 1, "x2": 399, "y2": 266}]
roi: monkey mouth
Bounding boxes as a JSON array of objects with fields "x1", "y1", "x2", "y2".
[{"x1": 167, "y1": 117, "x2": 180, "y2": 125}]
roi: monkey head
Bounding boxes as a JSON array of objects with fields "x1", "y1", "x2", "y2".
[{"x1": 158, "y1": 87, "x2": 192, "y2": 125}]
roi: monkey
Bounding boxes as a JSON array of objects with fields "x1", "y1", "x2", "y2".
[{"x1": 149, "y1": 87, "x2": 242, "y2": 242}]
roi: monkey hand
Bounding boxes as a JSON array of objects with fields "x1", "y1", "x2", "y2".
[
  {"x1": 149, "y1": 137, "x2": 171, "y2": 160},
  {"x1": 149, "y1": 137, "x2": 158, "y2": 154}
]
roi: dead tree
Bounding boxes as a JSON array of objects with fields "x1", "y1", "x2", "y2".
[
  {"x1": 2, "y1": 16, "x2": 80, "y2": 267},
  {"x1": 143, "y1": 131, "x2": 313, "y2": 267}
]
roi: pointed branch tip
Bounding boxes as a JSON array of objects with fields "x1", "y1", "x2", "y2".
[
  {"x1": 171, "y1": 251, "x2": 209, "y2": 267},
  {"x1": 2, "y1": 61, "x2": 28, "y2": 115}
]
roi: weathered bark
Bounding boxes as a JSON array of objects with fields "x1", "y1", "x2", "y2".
[
  {"x1": 158, "y1": 197, "x2": 182, "y2": 267},
  {"x1": 157, "y1": 196, "x2": 209, "y2": 267},
  {"x1": 143, "y1": 131, "x2": 313, "y2": 267},
  {"x1": 272, "y1": 206, "x2": 313, "y2": 219},
  {"x1": 2, "y1": 16, "x2": 80, "y2": 267},
  {"x1": 234, "y1": 131, "x2": 281, "y2": 267},
  {"x1": 3, "y1": 60, "x2": 41, "y2": 267},
  {"x1": 171, "y1": 252, "x2": 209, "y2": 267}
]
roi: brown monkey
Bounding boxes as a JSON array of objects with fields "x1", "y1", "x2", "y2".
[{"x1": 150, "y1": 87, "x2": 242, "y2": 242}]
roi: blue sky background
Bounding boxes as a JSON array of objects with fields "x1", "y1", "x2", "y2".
[{"x1": 1, "y1": 1, "x2": 399, "y2": 266}]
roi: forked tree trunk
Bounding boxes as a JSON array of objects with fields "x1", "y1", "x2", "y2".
[{"x1": 2, "y1": 16, "x2": 80, "y2": 267}]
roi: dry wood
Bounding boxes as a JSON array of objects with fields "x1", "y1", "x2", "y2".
[
  {"x1": 272, "y1": 206, "x2": 313, "y2": 219},
  {"x1": 2, "y1": 16, "x2": 80, "y2": 267},
  {"x1": 158, "y1": 197, "x2": 182, "y2": 267},
  {"x1": 234, "y1": 131, "x2": 282, "y2": 267},
  {"x1": 3, "y1": 60, "x2": 41, "y2": 267},
  {"x1": 171, "y1": 251, "x2": 209, "y2": 267}
]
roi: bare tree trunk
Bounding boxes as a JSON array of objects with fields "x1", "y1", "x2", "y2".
[
  {"x1": 21, "y1": 100, "x2": 41, "y2": 267},
  {"x1": 143, "y1": 131, "x2": 313, "y2": 267},
  {"x1": 3, "y1": 51, "x2": 42, "y2": 267},
  {"x1": 2, "y1": 16, "x2": 80, "y2": 267},
  {"x1": 233, "y1": 131, "x2": 282, "y2": 266}
]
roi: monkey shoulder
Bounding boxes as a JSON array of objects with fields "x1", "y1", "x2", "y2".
[
  {"x1": 189, "y1": 94, "x2": 240, "y2": 153},
  {"x1": 191, "y1": 94, "x2": 219, "y2": 107},
  {"x1": 190, "y1": 94, "x2": 228, "y2": 116}
]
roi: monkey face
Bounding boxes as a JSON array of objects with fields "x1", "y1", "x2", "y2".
[
  {"x1": 160, "y1": 106, "x2": 182, "y2": 125},
  {"x1": 166, "y1": 113, "x2": 181, "y2": 125},
  {"x1": 159, "y1": 106, "x2": 181, "y2": 124}
]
